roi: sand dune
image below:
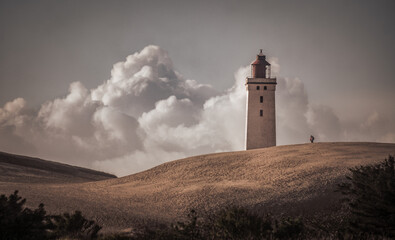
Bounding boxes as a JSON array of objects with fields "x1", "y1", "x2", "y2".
[
  {"x1": 0, "y1": 151, "x2": 116, "y2": 183},
  {"x1": 1, "y1": 142, "x2": 394, "y2": 232}
]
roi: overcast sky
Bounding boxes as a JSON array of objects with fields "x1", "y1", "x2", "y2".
[{"x1": 1, "y1": 0, "x2": 394, "y2": 176}]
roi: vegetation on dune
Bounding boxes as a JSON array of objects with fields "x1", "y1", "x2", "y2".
[
  {"x1": 0, "y1": 191, "x2": 48, "y2": 240},
  {"x1": 0, "y1": 190, "x2": 306, "y2": 240},
  {"x1": 0, "y1": 190, "x2": 101, "y2": 240},
  {"x1": 208, "y1": 206, "x2": 273, "y2": 239},
  {"x1": 120, "y1": 207, "x2": 304, "y2": 240},
  {"x1": 338, "y1": 155, "x2": 395, "y2": 238},
  {"x1": 50, "y1": 210, "x2": 102, "y2": 239}
]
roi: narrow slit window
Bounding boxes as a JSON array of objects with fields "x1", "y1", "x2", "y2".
[
  {"x1": 260, "y1": 96, "x2": 263, "y2": 103},
  {"x1": 260, "y1": 110, "x2": 263, "y2": 116},
  {"x1": 264, "y1": 86, "x2": 267, "y2": 90},
  {"x1": 256, "y1": 86, "x2": 260, "y2": 90}
]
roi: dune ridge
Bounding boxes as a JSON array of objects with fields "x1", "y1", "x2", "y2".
[{"x1": 0, "y1": 151, "x2": 116, "y2": 183}]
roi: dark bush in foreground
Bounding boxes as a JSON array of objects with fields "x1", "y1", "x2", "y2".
[
  {"x1": 0, "y1": 190, "x2": 101, "y2": 240},
  {"x1": 274, "y1": 217, "x2": 305, "y2": 240},
  {"x1": 338, "y1": 155, "x2": 395, "y2": 238},
  {"x1": 209, "y1": 206, "x2": 273, "y2": 239},
  {"x1": 0, "y1": 190, "x2": 49, "y2": 240},
  {"x1": 127, "y1": 207, "x2": 305, "y2": 240},
  {"x1": 51, "y1": 210, "x2": 102, "y2": 239}
]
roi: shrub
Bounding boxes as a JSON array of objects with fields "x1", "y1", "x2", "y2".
[
  {"x1": 274, "y1": 217, "x2": 304, "y2": 240},
  {"x1": 51, "y1": 210, "x2": 102, "y2": 239},
  {"x1": 210, "y1": 206, "x2": 273, "y2": 240},
  {"x1": 0, "y1": 190, "x2": 102, "y2": 240},
  {"x1": 172, "y1": 209, "x2": 201, "y2": 239},
  {"x1": 0, "y1": 190, "x2": 49, "y2": 240},
  {"x1": 131, "y1": 207, "x2": 307, "y2": 240},
  {"x1": 338, "y1": 155, "x2": 395, "y2": 238}
]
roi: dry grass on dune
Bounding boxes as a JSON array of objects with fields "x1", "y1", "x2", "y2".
[
  {"x1": 0, "y1": 151, "x2": 116, "y2": 183},
  {"x1": 1, "y1": 142, "x2": 394, "y2": 232}
]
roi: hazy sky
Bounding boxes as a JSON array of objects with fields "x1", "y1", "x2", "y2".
[{"x1": 1, "y1": 0, "x2": 394, "y2": 175}]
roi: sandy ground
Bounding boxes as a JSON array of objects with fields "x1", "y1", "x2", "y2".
[
  {"x1": 0, "y1": 151, "x2": 116, "y2": 183},
  {"x1": 1, "y1": 142, "x2": 394, "y2": 232}
]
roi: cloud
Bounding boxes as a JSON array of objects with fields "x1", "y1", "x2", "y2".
[
  {"x1": 276, "y1": 77, "x2": 311, "y2": 145},
  {"x1": 91, "y1": 46, "x2": 217, "y2": 118},
  {"x1": 0, "y1": 45, "x2": 393, "y2": 176},
  {"x1": 0, "y1": 98, "x2": 36, "y2": 153}
]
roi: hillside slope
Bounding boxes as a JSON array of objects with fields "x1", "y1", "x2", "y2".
[
  {"x1": 1, "y1": 142, "x2": 394, "y2": 232},
  {"x1": 0, "y1": 151, "x2": 116, "y2": 183}
]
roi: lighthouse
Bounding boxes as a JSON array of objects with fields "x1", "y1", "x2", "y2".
[{"x1": 245, "y1": 50, "x2": 277, "y2": 150}]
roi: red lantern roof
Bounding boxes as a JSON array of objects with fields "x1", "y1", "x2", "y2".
[{"x1": 251, "y1": 49, "x2": 270, "y2": 66}]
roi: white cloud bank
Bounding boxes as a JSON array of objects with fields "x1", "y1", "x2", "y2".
[{"x1": 0, "y1": 45, "x2": 394, "y2": 176}]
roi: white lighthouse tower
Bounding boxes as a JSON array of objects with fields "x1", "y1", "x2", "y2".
[{"x1": 245, "y1": 50, "x2": 277, "y2": 150}]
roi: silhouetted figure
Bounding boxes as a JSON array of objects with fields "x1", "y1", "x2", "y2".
[{"x1": 310, "y1": 135, "x2": 315, "y2": 143}]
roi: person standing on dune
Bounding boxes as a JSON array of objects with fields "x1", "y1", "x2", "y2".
[{"x1": 310, "y1": 135, "x2": 315, "y2": 143}]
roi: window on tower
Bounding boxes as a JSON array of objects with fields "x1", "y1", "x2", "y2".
[
  {"x1": 264, "y1": 86, "x2": 267, "y2": 90},
  {"x1": 256, "y1": 86, "x2": 260, "y2": 90},
  {"x1": 260, "y1": 110, "x2": 263, "y2": 116},
  {"x1": 260, "y1": 96, "x2": 263, "y2": 103}
]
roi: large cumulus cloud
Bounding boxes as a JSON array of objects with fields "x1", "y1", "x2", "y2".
[{"x1": 0, "y1": 45, "x2": 393, "y2": 176}]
